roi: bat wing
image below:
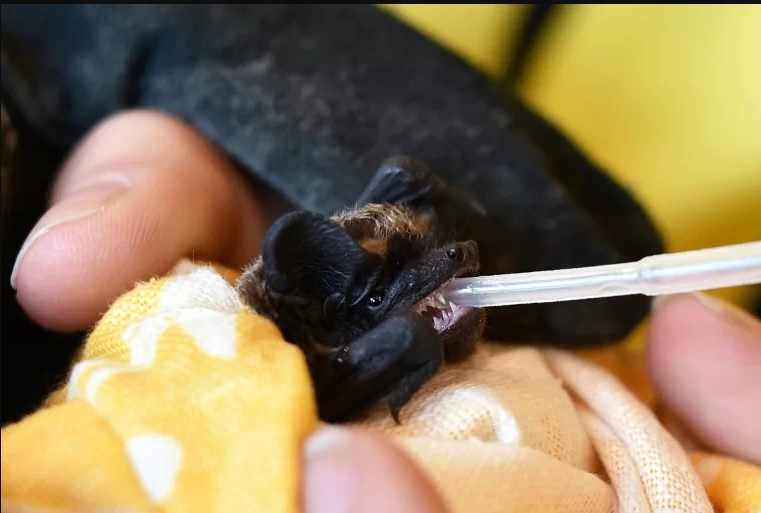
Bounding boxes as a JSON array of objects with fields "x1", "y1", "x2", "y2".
[{"x1": 312, "y1": 312, "x2": 442, "y2": 423}]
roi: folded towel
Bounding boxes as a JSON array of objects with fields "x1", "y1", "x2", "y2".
[{"x1": 2, "y1": 260, "x2": 759, "y2": 513}]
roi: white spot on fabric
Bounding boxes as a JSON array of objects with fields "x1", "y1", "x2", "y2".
[
  {"x1": 174, "y1": 309, "x2": 238, "y2": 359},
  {"x1": 159, "y1": 267, "x2": 242, "y2": 314},
  {"x1": 469, "y1": 388, "x2": 521, "y2": 444},
  {"x1": 67, "y1": 360, "x2": 105, "y2": 402},
  {"x1": 123, "y1": 315, "x2": 169, "y2": 366},
  {"x1": 85, "y1": 364, "x2": 131, "y2": 405},
  {"x1": 492, "y1": 403, "x2": 521, "y2": 444},
  {"x1": 125, "y1": 433, "x2": 183, "y2": 504},
  {"x1": 169, "y1": 258, "x2": 203, "y2": 276}
]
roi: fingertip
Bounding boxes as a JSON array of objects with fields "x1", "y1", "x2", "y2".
[
  {"x1": 646, "y1": 293, "x2": 761, "y2": 464},
  {"x1": 14, "y1": 167, "x2": 240, "y2": 332},
  {"x1": 303, "y1": 426, "x2": 448, "y2": 513},
  {"x1": 13, "y1": 184, "x2": 164, "y2": 332}
]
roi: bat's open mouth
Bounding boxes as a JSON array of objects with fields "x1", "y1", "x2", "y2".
[
  {"x1": 413, "y1": 285, "x2": 472, "y2": 333},
  {"x1": 412, "y1": 279, "x2": 485, "y2": 362},
  {"x1": 402, "y1": 240, "x2": 485, "y2": 361}
]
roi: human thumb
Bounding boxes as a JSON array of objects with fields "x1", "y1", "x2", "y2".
[
  {"x1": 303, "y1": 426, "x2": 450, "y2": 513},
  {"x1": 11, "y1": 110, "x2": 271, "y2": 332}
]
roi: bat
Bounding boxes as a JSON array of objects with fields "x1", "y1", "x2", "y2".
[
  {"x1": 236, "y1": 156, "x2": 489, "y2": 423},
  {"x1": 236, "y1": 154, "x2": 663, "y2": 423}
]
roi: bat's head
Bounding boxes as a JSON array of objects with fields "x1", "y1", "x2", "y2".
[{"x1": 240, "y1": 204, "x2": 485, "y2": 362}]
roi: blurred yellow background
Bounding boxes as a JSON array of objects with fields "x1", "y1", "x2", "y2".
[
  {"x1": 380, "y1": 5, "x2": 760, "y2": 297},
  {"x1": 380, "y1": 4, "x2": 761, "y2": 349}
]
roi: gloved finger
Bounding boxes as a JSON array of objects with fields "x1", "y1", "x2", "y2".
[
  {"x1": 646, "y1": 293, "x2": 761, "y2": 465},
  {"x1": 303, "y1": 426, "x2": 450, "y2": 513},
  {"x1": 11, "y1": 109, "x2": 274, "y2": 333}
]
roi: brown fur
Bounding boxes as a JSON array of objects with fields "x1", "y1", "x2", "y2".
[
  {"x1": 236, "y1": 260, "x2": 273, "y2": 318},
  {"x1": 332, "y1": 203, "x2": 433, "y2": 256}
]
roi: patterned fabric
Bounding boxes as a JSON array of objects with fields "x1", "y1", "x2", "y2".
[
  {"x1": 2, "y1": 260, "x2": 760, "y2": 513},
  {"x1": 1, "y1": 261, "x2": 317, "y2": 513}
]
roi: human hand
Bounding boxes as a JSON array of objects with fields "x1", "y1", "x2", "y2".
[
  {"x1": 302, "y1": 427, "x2": 449, "y2": 513},
  {"x1": 646, "y1": 292, "x2": 761, "y2": 465}
]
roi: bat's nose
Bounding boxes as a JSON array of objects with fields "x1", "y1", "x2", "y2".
[{"x1": 447, "y1": 241, "x2": 479, "y2": 264}]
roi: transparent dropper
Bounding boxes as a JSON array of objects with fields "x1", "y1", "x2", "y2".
[{"x1": 440, "y1": 241, "x2": 761, "y2": 308}]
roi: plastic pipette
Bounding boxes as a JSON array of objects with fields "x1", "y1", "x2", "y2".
[{"x1": 440, "y1": 241, "x2": 761, "y2": 308}]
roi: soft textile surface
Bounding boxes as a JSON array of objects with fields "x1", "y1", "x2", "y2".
[
  {"x1": 1, "y1": 261, "x2": 318, "y2": 513},
  {"x1": 2, "y1": 261, "x2": 760, "y2": 513}
]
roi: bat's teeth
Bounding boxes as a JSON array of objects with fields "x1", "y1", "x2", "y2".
[
  {"x1": 436, "y1": 293, "x2": 447, "y2": 306},
  {"x1": 448, "y1": 301, "x2": 458, "y2": 313}
]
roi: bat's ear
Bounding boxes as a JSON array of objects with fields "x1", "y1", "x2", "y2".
[
  {"x1": 261, "y1": 210, "x2": 371, "y2": 299},
  {"x1": 356, "y1": 156, "x2": 438, "y2": 214},
  {"x1": 356, "y1": 156, "x2": 487, "y2": 229}
]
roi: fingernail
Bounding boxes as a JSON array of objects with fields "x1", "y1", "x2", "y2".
[
  {"x1": 10, "y1": 182, "x2": 129, "y2": 289},
  {"x1": 303, "y1": 426, "x2": 358, "y2": 513},
  {"x1": 690, "y1": 292, "x2": 726, "y2": 315},
  {"x1": 651, "y1": 294, "x2": 669, "y2": 311},
  {"x1": 692, "y1": 292, "x2": 761, "y2": 336},
  {"x1": 652, "y1": 292, "x2": 720, "y2": 313}
]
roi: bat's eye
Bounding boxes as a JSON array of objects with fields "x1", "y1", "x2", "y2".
[
  {"x1": 336, "y1": 346, "x2": 350, "y2": 366},
  {"x1": 368, "y1": 291, "x2": 385, "y2": 307},
  {"x1": 447, "y1": 246, "x2": 465, "y2": 262}
]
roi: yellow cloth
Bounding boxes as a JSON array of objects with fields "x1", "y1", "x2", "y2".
[
  {"x1": 3, "y1": 261, "x2": 759, "y2": 513},
  {"x1": 1, "y1": 261, "x2": 318, "y2": 513}
]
